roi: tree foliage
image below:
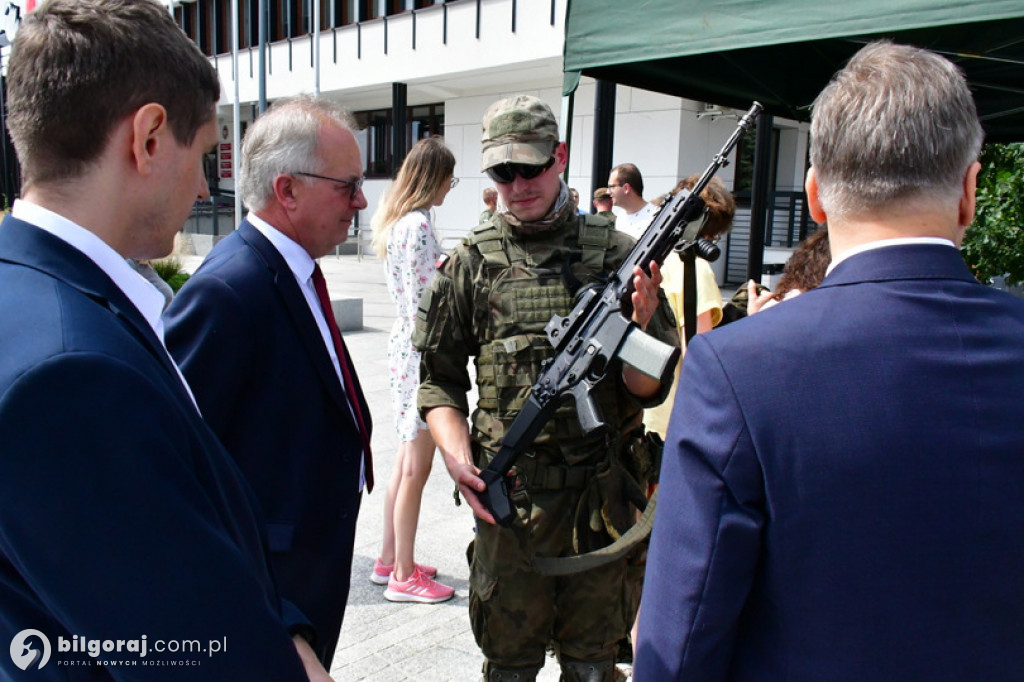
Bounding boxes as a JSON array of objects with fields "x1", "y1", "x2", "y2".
[{"x1": 962, "y1": 143, "x2": 1024, "y2": 286}]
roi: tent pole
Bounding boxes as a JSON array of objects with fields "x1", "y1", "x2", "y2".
[
  {"x1": 746, "y1": 112, "x2": 773, "y2": 283},
  {"x1": 590, "y1": 79, "x2": 616, "y2": 211},
  {"x1": 560, "y1": 92, "x2": 575, "y2": 183}
]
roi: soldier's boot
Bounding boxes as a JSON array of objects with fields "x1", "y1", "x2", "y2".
[
  {"x1": 558, "y1": 656, "x2": 617, "y2": 682},
  {"x1": 480, "y1": 660, "x2": 541, "y2": 682}
]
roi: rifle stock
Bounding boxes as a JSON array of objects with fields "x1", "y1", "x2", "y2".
[{"x1": 479, "y1": 102, "x2": 763, "y2": 526}]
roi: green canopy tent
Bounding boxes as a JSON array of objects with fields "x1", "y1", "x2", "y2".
[{"x1": 563, "y1": 0, "x2": 1024, "y2": 278}]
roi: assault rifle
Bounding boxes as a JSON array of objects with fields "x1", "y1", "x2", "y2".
[{"x1": 479, "y1": 102, "x2": 763, "y2": 526}]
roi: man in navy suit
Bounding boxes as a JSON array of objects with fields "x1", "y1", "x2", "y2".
[
  {"x1": 165, "y1": 95, "x2": 373, "y2": 667},
  {"x1": 635, "y1": 41, "x2": 1024, "y2": 681},
  {"x1": 0, "y1": 1, "x2": 328, "y2": 679}
]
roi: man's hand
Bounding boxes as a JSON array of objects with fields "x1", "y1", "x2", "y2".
[
  {"x1": 746, "y1": 279, "x2": 776, "y2": 316},
  {"x1": 292, "y1": 635, "x2": 334, "y2": 682},
  {"x1": 425, "y1": 406, "x2": 497, "y2": 525},
  {"x1": 623, "y1": 262, "x2": 667, "y2": 400},
  {"x1": 630, "y1": 261, "x2": 663, "y2": 331}
]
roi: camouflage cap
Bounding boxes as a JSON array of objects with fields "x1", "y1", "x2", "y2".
[
  {"x1": 593, "y1": 187, "x2": 611, "y2": 199},
  {"x1": 480, "y1": 95, "x2": 559, "y2": 171}
]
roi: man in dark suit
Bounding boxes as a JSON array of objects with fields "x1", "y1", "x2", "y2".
[
  {"x1": 635, "y1": 41, "x2": 1024, "y2": 681},
  {"x1": 165, "y1": 95, "x2": 373, "y2": 667},
  {"x1": 0, "y1": 1, "x2": 326, "y2": 679}
]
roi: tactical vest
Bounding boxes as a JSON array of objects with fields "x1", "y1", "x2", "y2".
[{"x1": 467, "y1": 214, "x2": 627, "y2": 466}]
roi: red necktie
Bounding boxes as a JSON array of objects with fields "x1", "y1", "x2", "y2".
[{"x1": 311, "y1": 264, "x2": 374, "y2": 492}]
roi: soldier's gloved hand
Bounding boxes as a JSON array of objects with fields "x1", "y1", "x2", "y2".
[{"x1": 631, "y1": 261, "x2": 663, "y2": 331}]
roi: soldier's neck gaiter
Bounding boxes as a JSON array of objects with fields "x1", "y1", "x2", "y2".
[{"x1": 502, "y1": 182, "x2": 571, "y2": 235}]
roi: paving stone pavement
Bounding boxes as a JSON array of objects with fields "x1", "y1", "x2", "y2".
[{"x1": 179, "y1": 251, "x2": 564, "y2": 681}]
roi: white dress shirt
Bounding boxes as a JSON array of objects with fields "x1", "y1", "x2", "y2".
[{"x1": 827, "y1": 237, "x2": 956, "y2": 276}]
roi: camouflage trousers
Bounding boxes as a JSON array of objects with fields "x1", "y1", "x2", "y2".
[{"x1": 467, "y1": 485, "x2": 644, "y2": 670}]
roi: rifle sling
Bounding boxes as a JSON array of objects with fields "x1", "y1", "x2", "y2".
[
  {"x1": 532, "y1": 487, "x2": 657, "y2": 576},
  {"x1": 682, "y1": 247, "x2": 698, "y2": 347}
]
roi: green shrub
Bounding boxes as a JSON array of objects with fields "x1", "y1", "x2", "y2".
[
  {"x1": 166, "y1": 272, "x2": 190, "y2": 293},
  {"x1": 151, "y1": 257, "x2": 190, "y2": 293},
  {"x1": 963, "y1": 143, "x2": 1024, "y2": 286}
]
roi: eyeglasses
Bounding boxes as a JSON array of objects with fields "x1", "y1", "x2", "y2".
[
  {"x1": 294, "y1": 171, "x2": 364, "y2": 196},
  {"x1": 450, "y1": 177, "x2": 460, "y2": 189},
  {"x1": 485, "y1": 157, "x2": 556, "y2": 184}
]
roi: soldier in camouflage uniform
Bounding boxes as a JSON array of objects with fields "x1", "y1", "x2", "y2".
[
  {"x1": 593, "y1": 187, "x2": 617, "y2": 225},
  {"x1": 413, "y1": 95, "x2": 677, "y2": 682}
]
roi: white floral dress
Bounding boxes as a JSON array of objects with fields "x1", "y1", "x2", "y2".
[{"x1": 385, "y1": 209, "x2": 443, "y2": 442}]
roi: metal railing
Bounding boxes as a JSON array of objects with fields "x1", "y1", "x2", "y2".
[{"x1": 724, "y1": 190, "x2": 812, "y2": 285}]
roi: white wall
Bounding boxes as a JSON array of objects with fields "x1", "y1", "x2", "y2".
[{"x1": 776, "y1": 124, "x2": 811, "y2": 191}]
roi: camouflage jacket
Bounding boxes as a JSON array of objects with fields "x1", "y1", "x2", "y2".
[{"x1": 413, "y1": 203, "x2": 676, "y2": 468}]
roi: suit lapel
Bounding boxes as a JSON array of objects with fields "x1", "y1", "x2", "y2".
[
  {"x1": 235, "y1": 222, "x2": 354, "y2": 417},
  {"x1": 0, "y1": 216, "x2": 197, "y2": 410}
]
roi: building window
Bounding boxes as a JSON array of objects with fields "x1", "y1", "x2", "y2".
[
  {"x1": 195, "y1": 0, "x2": 209, "y2": 54},
  {"x1": 358, "y1": 109, "x2": 391, "y2": 177},
  {"x1": 267, "y1": 0, "x2": 322, "y2": 39},
  {"x1": 234, "y1": 0, "x2": 249, "y2": 48},
  {"x1": 315, "y1": 0, "x2": 332, "y2": 30},
  {"x1": 357, "y1": 0, "x2": 433, "y2": 20},
  {"x1": 383, "y1": 0, "x2": 419, "y2": 13},
  {"x1": 269, "y1": 0, "x2": 288, "y2": 39},
  {"x1": 408, "y1": 103, "x2": 443, "y2": 140},
  {"x1": 268, "y1": 0, "x2": 337, "y2": 35},
  {"x1": 178, "y1": 0, "x2": 445, "y2": 49},
  {"x1": 175, "y1": 4, "x2": 195, "y2": 39},
  {"x1": 210, "y1": 0, "x2": 227, "y2": 53},
  {"x1": 334, "y1": 0, "x2": 360, "y2": 24},
  {"x1": 354, "y1": 103, "x2": 445, "y2": 178},
  {"x1": 196, "y1": 0, "x2": 230, "y2": 55},
  {"x1": 236, "y1": 0, "x2": 268, "y2": 48},
  {"x1": 180, "y1": 0, "x2": 438, "y2": 46}
]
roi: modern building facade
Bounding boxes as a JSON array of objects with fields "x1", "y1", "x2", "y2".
[{"x1": 0, "y1": 0, "x2": 812, "y2": 284}]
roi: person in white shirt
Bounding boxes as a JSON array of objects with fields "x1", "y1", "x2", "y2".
[{"x1": 608, "y1": 162, "x2": 659, "y2": 239}]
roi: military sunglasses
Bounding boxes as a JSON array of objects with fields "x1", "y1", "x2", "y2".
[{"x1": 485, "y1": 157, "x2": 556, "y2": 184}]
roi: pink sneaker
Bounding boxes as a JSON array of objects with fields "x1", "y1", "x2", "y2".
[
  {"x1": 384, "y1": 567, "x2": 454, "y2": 604},
  {"x1": 370, "y1": 557, "x2": 437, "y2": 585}
]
